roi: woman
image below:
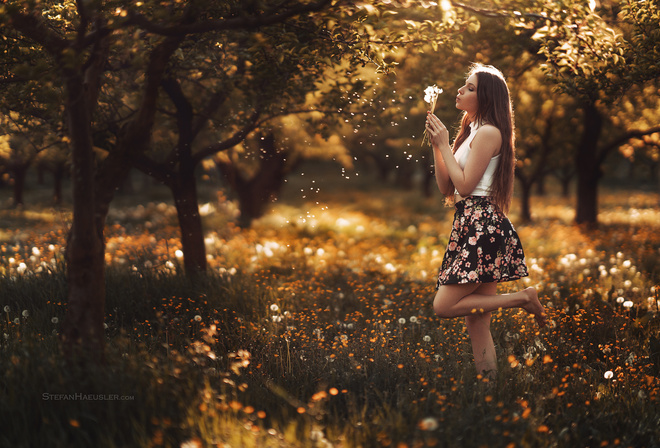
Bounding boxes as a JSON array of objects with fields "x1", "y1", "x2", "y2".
[{"x1": 425, "y1": 63, "x2": 546, "y2": 376}]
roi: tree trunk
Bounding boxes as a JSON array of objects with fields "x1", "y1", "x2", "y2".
[
  {"x1": 560, "y1": 177, "x2": 571, "y2": 197},
  {"x1": 60, "y1": 74, "x2": 106, "y2": 362},
  {"x1": 37, "y1": 165, "x2": 45, "y2": 185},
  {"x1": 53, "y1": 164, "x2": 64, "y2": 205},
  {"x1": 422, "y1": 170, "x2": 434, "y2": 198},
  {"x1": 394, "y1": 159, "x2": 414, "y2": 190},
  {"x1": 535, "y1": 174, "x2": 546, "y2": 196},
  {"x1": 159, "y1": 76, "x2": 208, "y2": 278},
  {"x1": 575, "y1": 102, "x2": 603, "y2": 227},
  {"x1": 12, "y1": 165, "x2": 28, "y2": 207},
  {"x1": 219, "y1": 132, "x2": 294, "y2": 228},
  {"x1": 518, "y1": 180, "x2": 532, "y2": 224},
  {"x1": 172, "y1": 168, "x2": 207, "y2": 277}
]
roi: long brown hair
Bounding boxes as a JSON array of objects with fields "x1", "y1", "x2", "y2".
[{"x1": 447, "y1": 64, "x2": 515, "y2": 213}]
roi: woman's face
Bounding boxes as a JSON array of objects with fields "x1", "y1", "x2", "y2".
[{"x1": 455, "y1": 73, "x2": 479, "y2": 117}]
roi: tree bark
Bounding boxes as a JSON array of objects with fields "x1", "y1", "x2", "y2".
[
  {"x1": 53, "y1": 164, "x2": 65, "y2": 205},
  {"x1": 575, "y1": 102, "x2": 603, "y2": 227},
  {"x1": 172, "y1": 170, "x2": 207, "y2": 277},
  {"x1": 560, "y1": 177, "x2": 571, "y2": 197},
  {"x1": 160, "y1": 76, "x2": 208, "y2": 277},
  {"x1": 218, "y1": 132, "x2": 295, "y2": 228},
  {"x1": 518, "y1": 180, "x2": 532, "y2": 223},
  {"x1": 60, "y1": 73, "x2": 106, "y2": 362},
  {"x1": 12, "y1": 165, "x2": 28, "y2": 207}
]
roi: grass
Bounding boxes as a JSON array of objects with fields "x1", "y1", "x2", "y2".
[{"x1": 0, "y1": 172, "x2": 659, "y2": 447}]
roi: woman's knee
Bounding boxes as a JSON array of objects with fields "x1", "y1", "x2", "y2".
[
  {"x1": 433, "y1": 284, "x2": 478, "y2": 318},
  {"x1": 433, "y1": 292, "x2": 457, "y2": 318},
  {"x1": 433, "y1": 297, "x2": 452, "y2": 317}
]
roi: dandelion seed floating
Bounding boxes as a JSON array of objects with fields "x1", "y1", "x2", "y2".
[{"x1": 421, "y1": 84, "x2": 443, "y2": 147}]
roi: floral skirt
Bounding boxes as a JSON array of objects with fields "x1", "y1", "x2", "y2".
[{"x1": 436, "y1": 196, "x2": 528, "y2": 288}]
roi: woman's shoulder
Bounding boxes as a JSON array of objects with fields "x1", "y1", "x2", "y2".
[
  {"x1": 475, "y1": 123, "x2": 501, "y2": 137},
  {"x1": 471, "y1": 123, "x2": 502, "y2": 155}
]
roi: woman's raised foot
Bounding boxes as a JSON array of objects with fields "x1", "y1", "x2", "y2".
[{"x1": 522, "y1": 287, "x2": 547, "y2": 328}]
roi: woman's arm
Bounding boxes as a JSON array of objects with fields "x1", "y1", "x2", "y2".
[
  {"x1": 432, "y1": 146, "x2": 452, "y2": 196},
  {"x1": 425, "y1": 112, "x2": 453, "y2": 196},
  {"x1": 426, "y1": 114, "x2": 501, "y2": 197}
]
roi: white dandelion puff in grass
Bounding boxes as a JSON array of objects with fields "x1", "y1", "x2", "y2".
[{"x1": 418, "y1": 416, "x2": 439, "y2": 431}]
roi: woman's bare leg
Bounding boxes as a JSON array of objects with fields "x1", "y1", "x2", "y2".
[
  {"x1": 464, "y1": 283, "x2": 498, "y2": 376},
  {"x1": 433, "y1": 283, "x2": 546, "y2": 327},
  {"x1": 465, "y1": 312, "x2": 496, "y2": 376}
]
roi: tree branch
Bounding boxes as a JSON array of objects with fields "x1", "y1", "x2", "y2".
[
  {"x1": 599, "y1": 125, "x2": 660, "y2": 165},
  {"x1": 7, "y1": 11, "x2": 68, "y2": 55},
  {"x1": 193, "y1": 109, "x2": 261, "y2": 162},
  {"x1": 450, "y1": 1, "x2": 559, "y2": 24},
  {"x1": 122, "y1": 0, "x2": 332, "y2": 36}
]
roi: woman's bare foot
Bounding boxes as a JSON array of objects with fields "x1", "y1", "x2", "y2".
[{"x1": 522, "y1": 287, "x2": 547, "y2": 327}]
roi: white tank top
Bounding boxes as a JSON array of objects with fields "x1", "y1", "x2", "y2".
[{"x1": 453, "y1": 121, "x2": 500, "y2": 196}]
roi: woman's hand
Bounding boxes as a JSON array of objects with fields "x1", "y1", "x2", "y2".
[{"x1": 425, "y1": 112, "x2": 450, "y2": 150}]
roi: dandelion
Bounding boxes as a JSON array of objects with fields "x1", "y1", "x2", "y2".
[
  {"x1": 604, "y1": 370, "x2": 614, "y2": 379},
  {"x1": 22, "y1": 310, "x2": 29, "y2": 318},
  {"x1": 51, "y1": 317, "x2": 59, "y2": 324},
  {"x1": 421, "y1": 84, "x2": 443, "y2": 146},
  {"x1": 616, "y1": 296, "x2": 625, "y2": 304},
  {"x1": 270, "y1": 304, "x2": 280, "y2": 312},
  {"x1": 419, "y1": 416, "x2": 439, "y2": 431},
  {"x1": 623, "y1": 301, "x2": 633, "y2": 309},
  {"x1": 424, "y1": 85, "x2": 443, "y2": 111},
  {"x1": 398, "y1": 317, "x2": 406, "y2": 325},
  {"x1": 410, "y1": 316, "x2": 418, "y2": 323},
  {"x1": 181, "y1": 440, "x2": 204, "y2": 448},
  {"x1": 3, "y1": 306, "x2": 9, "y2": 313},
  {"x1": 423, "y1": 335, "x2": 431, "y2": 342},
  {"x1": 194, "y1": 315, "x2": 202, "y2": 322}
]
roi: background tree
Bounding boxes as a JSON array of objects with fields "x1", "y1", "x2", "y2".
[
  {"x1": 0, "y1": 115, "x2": 48, "y2": 207},
  {"x1": 1, "y1": 0, "x2": 347, "y2": 360},
  {"x1": 528, "y1": 0, "x2": 660, "y2": 226},
  {"x1": 512, "y1": 66, "x2": 581, "y2": 222}
]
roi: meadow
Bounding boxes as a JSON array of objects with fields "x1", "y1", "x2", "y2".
[{"x1": 0, "y1": 170, "x2": 659, "y2": 448}]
